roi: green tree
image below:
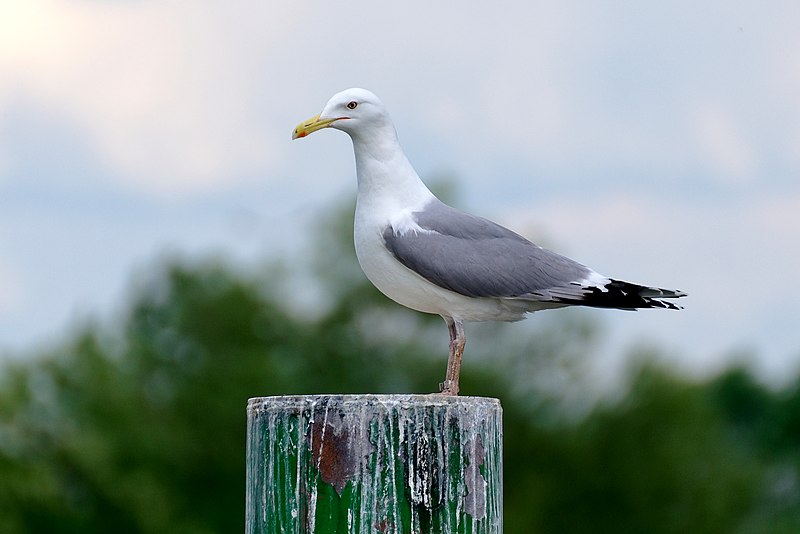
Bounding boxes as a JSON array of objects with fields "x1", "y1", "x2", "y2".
[{"x1": 1, "y1": 201, "x2": 799, "y2": 532}]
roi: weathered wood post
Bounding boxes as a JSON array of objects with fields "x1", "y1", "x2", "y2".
[{"x1": 246, "y1": 395, "x2": 502, "y2": 533}]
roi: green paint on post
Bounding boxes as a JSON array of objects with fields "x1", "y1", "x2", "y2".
[{"x1": 246, "y1": 395, "x2": 502, "y2": 533}]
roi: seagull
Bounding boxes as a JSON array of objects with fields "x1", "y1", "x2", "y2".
[{"x1": 293, "y1": 88, "x2": 686, "y2": 395}]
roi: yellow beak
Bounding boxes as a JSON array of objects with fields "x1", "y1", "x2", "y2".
[{"x1": 292, "y1": 114, "x2": 342, "y2": 140}]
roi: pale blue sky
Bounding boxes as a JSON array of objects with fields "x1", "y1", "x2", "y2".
[{"x1": 1, "y1": 1, "x2": 798, "y2": 381}]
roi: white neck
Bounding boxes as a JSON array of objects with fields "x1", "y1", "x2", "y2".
[{"x1": 349, "y1": 125, "x2": 434, "y2": 211}]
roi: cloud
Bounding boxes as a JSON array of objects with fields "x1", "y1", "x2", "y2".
[
  {"x1": 0, "y1": 0, "x2": 304, "y2": 196},
  {"x1": 692, "y1": 106, "x2": 756, "y2": 184},
  {"x1": 0, "y1": 265, "x2": 21, "y2": 318},
  {"x1": 3, "y1": 0, "x2": 795, "y2": 198}
]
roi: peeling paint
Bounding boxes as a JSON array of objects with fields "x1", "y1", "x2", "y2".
[
  {"x1": 308, "y1": 409, "x2": 372, "y2": 495},
  {"x1": 463, "y1": 435, "x2": 487, "y2": 520},
  {"x1": 245, "y1": 395, "x2": 502, "y2": 533}
]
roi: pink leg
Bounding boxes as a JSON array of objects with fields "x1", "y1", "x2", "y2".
[{"x1": 439, "y1": 317, "x2": 465, "y2": 396}]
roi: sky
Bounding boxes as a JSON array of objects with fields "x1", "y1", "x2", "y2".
[{"x1": 1, "y1": 0, "x2": 799, "y2": 382}]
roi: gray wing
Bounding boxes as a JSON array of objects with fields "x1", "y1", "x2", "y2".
[{"x1": 383, "y1": 199, "x2": 593, "y2": 299}]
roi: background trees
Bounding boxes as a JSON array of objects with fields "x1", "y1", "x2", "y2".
[{"x1": 1, "y1": 205, "x2": 799, "y2": 533}]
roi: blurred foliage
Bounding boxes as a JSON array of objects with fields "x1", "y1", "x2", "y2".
[{"x1": 2, "y1": 201, "x2": 800, "y2": 533}]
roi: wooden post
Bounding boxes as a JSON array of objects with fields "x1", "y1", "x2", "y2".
[{"x1": 246, "y1": 395, "x2": 502, "y2": 533}]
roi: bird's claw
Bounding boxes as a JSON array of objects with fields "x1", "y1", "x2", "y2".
[{"x1": 438, "y1": 380, "x2": 459, "y2": 396}]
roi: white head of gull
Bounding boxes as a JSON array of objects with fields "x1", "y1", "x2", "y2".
[{"x1": 293, "y1": 88, "x2": 686, "y2": 395}]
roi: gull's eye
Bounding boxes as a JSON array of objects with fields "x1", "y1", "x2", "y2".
[{"x1": 346, "y1": 101, "x2": 358, "y2": 110}]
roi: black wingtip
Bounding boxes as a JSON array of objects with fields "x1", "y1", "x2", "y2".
[{"x1": 555, "y1": 279, "x2": 687, "y2": 310}]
